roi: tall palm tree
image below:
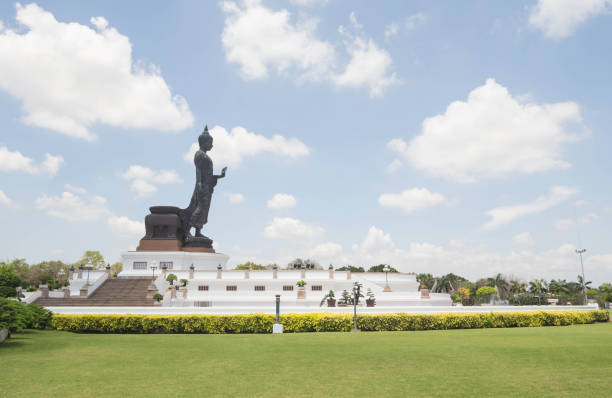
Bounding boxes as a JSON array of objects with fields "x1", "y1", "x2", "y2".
[
  {"x1": 577, "y1": 275, "x2": 592, "y2": 290},
  {"x1": 509, "y1": 280, "x2": 526, "y2": 295},
  {"x1": 493, "y1": 273, "x2": 509, "y2": 298},
  {"x1": 529, "y1": 279, "x2": 548, "y2": 304},
  {"x1": 548, "y1": 279, "x2": 569, "y2": 296}
]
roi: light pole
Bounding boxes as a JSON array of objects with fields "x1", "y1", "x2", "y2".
[
  {"x1": 151, "y1": 261, "x2": 158, "y2": 280},
  {"x1": 58, "y1": 269, "x2": 66, "y2": 287},
  {"x1": 576, "y1": 248, "x2": 588, "y2": 305},
  {"x1": 85, "y1": 263, "x2": 92, "y2": 286},
  {"x1": 273, "y1": 294, "x2": 283, "y2": 334},
  {"x1": 383, "y1": 265, "x2": 391, "y2": 292},
  {"x1": 352, "y1": 286, "x2": 359, "y2": 332}
]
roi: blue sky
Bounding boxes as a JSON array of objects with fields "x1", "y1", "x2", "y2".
[{"x1": 0, "y1": 0, "x2": 611, "y2": 284}]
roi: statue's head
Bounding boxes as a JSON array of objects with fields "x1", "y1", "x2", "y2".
[{"x1": 198, "y1": 125, "x2": 213, "y2": 151}]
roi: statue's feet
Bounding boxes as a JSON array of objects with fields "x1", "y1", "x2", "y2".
[{"x1": 195, "y1": 231, "x2": 205, "y2": 238}]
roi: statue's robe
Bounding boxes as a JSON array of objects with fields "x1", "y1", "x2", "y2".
[{"x1": 182, "y1": 149, "x2": 214, "y2": 230}]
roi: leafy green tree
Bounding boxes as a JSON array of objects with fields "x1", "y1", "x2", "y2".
[
  {"x1": 599, "y1": 283, "x2": 612, "y2": 294},
  {"x1": 234, "y1": 262, "x2": 267, "y2": 270},
  {"x1": 577, "y1": 275, "x2": 592, "y2": 291},
  {"x1": 166, "y1": 274, "x2": 177, "y2": 285},
  {"x1": 509, "y1": 280, "x2": 526, "y2": 295},
  {"x1": 76, "y1": 250, "x2": 105, "y2": 269},
  {"x1": 529, "y1": 279, "x2": 548, "y2": 304},
  {"x1": 549, "y1": 279, "x2": 569, "y2": 296},
  {"x1": 416, "y1": 273, "x2": 435, "y2": 289},
  {"x1": 336, "y1": 265, "x2": 365, "y2": 272},
  {"x1": 110, "y1": 262, "x2": 123, "y2": 277},
  {"x1": 0, "y1": 266, "x2": 23, "y2": 298},
  {"x1": 367, "y1": 264, "x2": 398, "y2": 273},
  {"x1": 434, "y1": 273, "x2": 467, "y2": 293},
  {"x1": 492, "y1": 274, "x2": 509, "y2": 298},
  {"x1": 476, "y1": 286, "x2": 498, "y2": 303}
]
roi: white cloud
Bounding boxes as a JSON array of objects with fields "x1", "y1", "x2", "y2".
[
  {"x1": 405, "y1": 13, "x2": 427, "y2": 30},
  {"x1": 107, "y1": 216, "x2": 144, "y2": 239},
  {"x1": 483, "y1": 186, "x2": 579, "y2": 230},
  {"x1": 129, "y1": 179, "x2": 157, "y2": 198},
  {"x1": 0, "y1": 3, "x2": 193, "y2": 140},
  {"x1": 330, "y1": 226, "x2": 611, "y2": 284},
  {"x1": 290, "y1": 0, "x2": 328, "y2": 6},
  {"x1": 225, "y1": 192, "x2": 246, "y2": 203},
  {"x1": 529, "y1": 0, "x2": 611, "y2": 39},
  {"x1": 0, "y1": 20, "x2": 4, "y2": 31},
  {"x1": 264, "y1": 217, "x2": 324, "y2": 243},
  {"x1": 385, "y1": 13, "x2": 426, "y2": 39},
  {"x1": 221, "y1": 2, "x2": 398, "y2": 97},
  {"x1": 0, "y1": 146, "x2": 63, "y2": 176},
  {"x1": 220, "y1": 0, "x2": 335, "y2": 81},
  {"x1": 384, "y1": 22, "x2": 399, "y2": 39},
  {"x1": 386, "y1": 158, "x2": 403, "y2": 173},
  {"x1": 378, "y1": 188, "x2": 446, "y2": 214},
  {"x1": 579, "y1": 212, "x2": 598, "y2": 224},
  {"x1": 36, "y1": 191, "x2": 111, "y2": 221},
  {"x1": 335, "y1": 13, "x2": 399, "y2": 98},
  {"x1": 64, "y1": 184, "x2": 87, "y2": 194},
  {"x1": 513, "y1": 232, "x2": 535, "y2": 250},
  {"x1": 121, "y1": 165, "x2": 181, "y2": 197},
  {"x1": 0, "y1": 190, "x2": 12, "y2": 206},
  {"x1": 184, "y1": 125, "x2": 309, "y2": 168},
  {"x1": 389, "y1": 79, "x2": 586, "y2": 183},
  {"x1": 309, "y1": 241, "x2": 343, "y2": 258},
  {"x1": 41, "y1": 153, "x2": 64, "y2": 175},
  {"x1": 267, "y1": 193, "x2": 296, "y2": 209},
  {"x1": 555, "y1": 218, "x2": 574, "y2": 232}
]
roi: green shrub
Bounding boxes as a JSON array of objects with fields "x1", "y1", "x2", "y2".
[
  {"x1": 0, "y1": 298, "x2": 53, "y2": 334},
  {"x1": 50, "y1": 310, "x2": 609, "y2": 334}
]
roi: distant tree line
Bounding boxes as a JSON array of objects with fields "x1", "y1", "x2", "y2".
[
  {"x1": 415, "y1": 272, "x2": 612, "y2": 307},
  {"x1": 0, "y1": 251, "x2": 122, "y2": 298}
]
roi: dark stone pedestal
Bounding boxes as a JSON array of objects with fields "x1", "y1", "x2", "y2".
[
  {"x1": 183, "y1": 236, "x2": 215, "y2": 253},
  {"x1": 138, "y1": 206, "x2": 184, "y2": 252}
]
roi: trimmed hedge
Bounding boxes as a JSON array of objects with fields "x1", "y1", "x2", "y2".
[{"x1": 50, "y1": 310, "x2": 610, "y2": 334}]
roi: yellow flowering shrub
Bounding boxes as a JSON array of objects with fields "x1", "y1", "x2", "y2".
[{"x1": 50, "y1": 310, "x2": 609, "y2": 334}]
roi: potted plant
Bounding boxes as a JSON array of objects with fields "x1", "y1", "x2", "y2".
[
  {"x1": 338, "y1": 290, "x2": 351, "y2": 307},
  {"x1": 296, "y1": 280, "x2": 307, "y2": 299},
  {"x1": 319, "y1": 290, "x2": 336, "y2": 307},
  {"x1": 166, "y1": 273, "x2": 177, "y2": 285},
  {"x1": 180, "y1": 278, "x2": 188, "y2": 287},
  {"x1": 153, "y1": 293, "x2": 163, "y2": 305},
  {"x1": 365, "y1": 288, "x2": 376, "y2": 307}
]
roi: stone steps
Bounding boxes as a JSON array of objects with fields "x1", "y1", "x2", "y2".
[{"x1": 35, "y1": 278, "x2": 156, "y2": 307}]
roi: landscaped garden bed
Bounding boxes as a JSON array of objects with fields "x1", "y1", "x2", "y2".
[{"x1": 50, "y1": 310, "x2": 609, "y2": 333}]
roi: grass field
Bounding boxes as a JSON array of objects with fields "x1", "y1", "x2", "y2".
[{"x1": 1, "y1": 324, "x2": 612, "y2": 397}]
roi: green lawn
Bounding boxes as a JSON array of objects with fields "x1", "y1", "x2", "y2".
[{"x1": 1, "y1": 324, "x2": 612, "y2": 397}]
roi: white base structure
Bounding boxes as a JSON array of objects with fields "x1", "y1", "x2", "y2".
[
  {"x1": 118, "y1": 251, "x2": 229, "y2": 277},
  {"x1": 46, "y1": 304, "x2": 600, "y2": 315},
  {"x1": 151, "y1": 270, "x2": 452, "y2": 308}
]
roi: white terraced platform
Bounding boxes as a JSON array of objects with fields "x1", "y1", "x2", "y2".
[
  {"x1": 150, "y1": 269, "x2": 451, "y2": 308},
  {"x1": 119, "y1": 251, "x2": 229, "y2": 277}
]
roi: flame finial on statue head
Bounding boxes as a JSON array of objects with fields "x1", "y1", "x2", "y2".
[{"x1": 198, "y1": 125, "x2": 212, "y2": 147}]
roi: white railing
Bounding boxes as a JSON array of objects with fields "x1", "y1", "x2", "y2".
[
  {"x1": 85, "y1": 272, "x2": 109, "y2": 297},
  {"x1": 24, "y1": 290, "x2": 41, "y2": 304}
]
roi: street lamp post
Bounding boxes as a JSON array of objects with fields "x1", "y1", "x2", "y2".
[
  {"x1": 352, "y1": 287, "x2": 359, "y2": 332},
  {"x1": 85, "y1": 263, "x2": 92, "y2": 286},
  {"x1": 273, "y1": 294, "x2": 283, "y2": 334},
  {"x1": 576, "y1": 248, "x2": 588, "y2": 305},
  {"x1": 383, "y1": 265, "x2": 391, "y2": 292},
  {"x1": 151, "y1": 260, "x2": 158, "y2": 280}
]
